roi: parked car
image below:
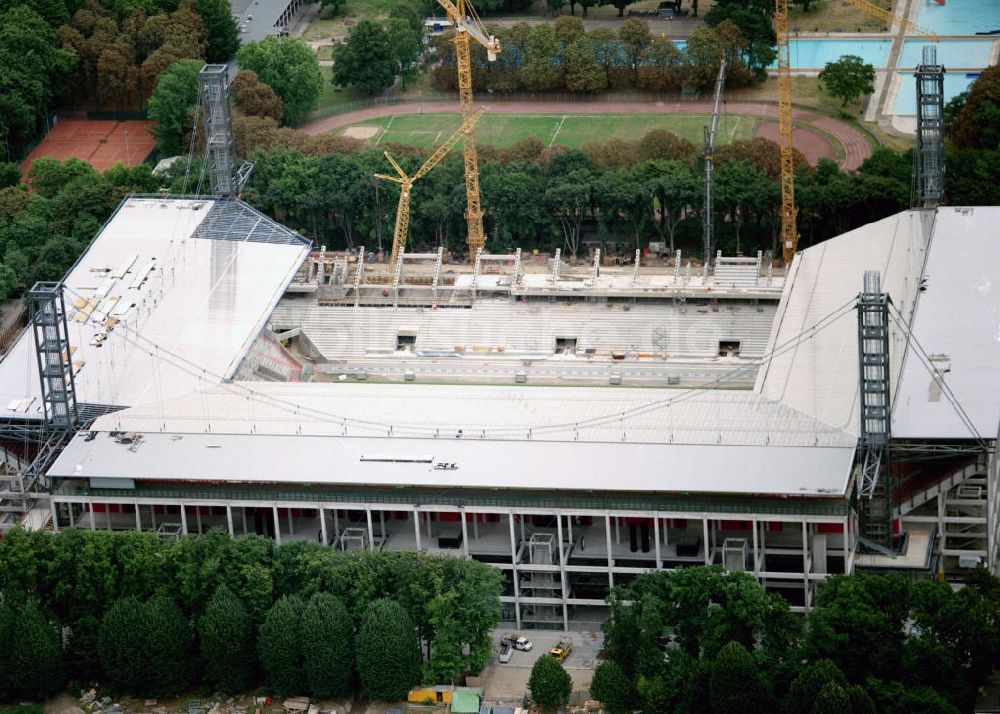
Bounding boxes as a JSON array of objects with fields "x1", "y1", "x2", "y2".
[
  {"x1": 499, "y1": 641, "x2": 513, "y2": 664},
  {"x1": 501, "y1": 632, "x2": 534, "y2": 651}
]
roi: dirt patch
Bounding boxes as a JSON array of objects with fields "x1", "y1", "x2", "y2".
[{"x1": 343, "y1": 125, "x2": 380, "y2": 140}]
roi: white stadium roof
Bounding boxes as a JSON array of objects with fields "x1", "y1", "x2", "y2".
[
  {"x1": 0, "y1": 197, "x2": 309, "y2": 419},
  {"x1": 892, "y1": 207, "x2": 1000, "y2": 440},
  {"x1": 0, "y1": 198, "x2": 992, "y2": 500},
  {"x1": 49, "y1": 429, "x2": 854, "y2": 497}
]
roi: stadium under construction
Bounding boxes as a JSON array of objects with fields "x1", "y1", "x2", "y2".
[{"x1": 0, "y1": 192, "x2": 996, "y2": 627}]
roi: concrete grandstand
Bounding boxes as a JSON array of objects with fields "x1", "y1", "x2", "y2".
[{"x1": 0, "y1": 196, "x2": 996, "y2": 628}]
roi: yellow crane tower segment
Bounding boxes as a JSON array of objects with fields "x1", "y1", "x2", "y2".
[
  {"x1": 776, "y1": 0, "x2": 938, "y2": 266},
  {"x1": 375, "y1": 110, "x2": 486, "y2": 272},
  {"x1": 436, "y1": 0, "x2": 501, "y2": 259}
]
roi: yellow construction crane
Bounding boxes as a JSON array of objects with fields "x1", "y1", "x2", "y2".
[
  {"x1": 776, "y1": 0, "x2": 938, "y2": 265},
  {"x1": 435, "y1": 0, "x2": 500, "y2": 259},
  {"x1": 375, "y1": 110, "x2": 485, "y2": 271}
]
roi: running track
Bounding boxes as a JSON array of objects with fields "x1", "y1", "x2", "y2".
[{"x1": 300, "y1": 100, "x2": 874, "y2": 170}]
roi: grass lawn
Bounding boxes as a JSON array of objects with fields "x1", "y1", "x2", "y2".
[
  {"x1": 788, "y1": 0, "x2": 891, "y2": 33},
  {"x1": 314, "y1": 82, "x2": 368, "y2": 112},
  {"x1": 303, "y1": 0, "x2": 405, "y2": 41},
  {"x1": 740, "y1": 76, "x2": 865, "y2": 115},
  {"x1": 338, "y1": 111, "x2": 758, "y2": 149}
]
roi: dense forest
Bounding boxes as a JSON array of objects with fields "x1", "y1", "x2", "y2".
[
  {"x1": 0, "y1": 0, "x2": 237, "y2": 161},
  {"x1": 593, "y1": 566, "x2": 1000, "y2": 714},
  {"x1": 0, "y1": 528, "x2": 501, "y2": 702}
]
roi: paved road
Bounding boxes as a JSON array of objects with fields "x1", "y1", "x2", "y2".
[{"x1": 299, "y1": 99, "x2": 873, "y2": 170}]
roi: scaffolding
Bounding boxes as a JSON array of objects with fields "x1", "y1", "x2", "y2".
[
  {"x1": 198, "y1": 65, "x2": 238, "y2": 197},
  {"x1": 857, "y1": 271, "x2": 893, "y2": 547},
  {"x1": 915, "y1": 46, "x2": 945, "y2": 208},
  {"x1": 29, "y1": 283, "x2": 78, "y2": 428},
  {"x1": 521, "y1": 533, "x2": 562, "y2": 627}
]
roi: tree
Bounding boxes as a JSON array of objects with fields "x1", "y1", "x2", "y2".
[
  {"x1": 0, "y1": 6, "x2": 75, "y2": 159},
  {"x1": 554, "y1": 15, "x2": 584, "y2": 44},
  {"x1": 819, "y1": 55, "x2": 875, "y2": 108},
  {"x1": 0, "y1": 602, "x2": 15, "y2": 700},
  {"x1": 0, "y1": 161, "x2": 19, "y2": 188},
  {"x1": 812, "y1": 681, "x2": 850, "y2": 714},
  {"x1": 194, "y1": 0, "x2": 239, "y2": 62},
  {"x1": 237, "y1": 36, "x2": 323, "y2": 125},
  {"x1": 199, "y1": 584, "x2": 256, "y2": 695},
  {"x1": 684, "y1": 26, "x2": 723, "y2": 89},
  {"x1": 522, "y1": 24, "x2": 561, "y2": 91},
  {"x1": 709, "y1": 641, "x2": 769, "y2": 714},
  {"x1": 99, "y1": 595, "x2": 193, "y2": 697},
  {"x1": 590, "y1": 660, "x2": 632, "y2": 714},
  {"x1": 785, "y1": 659, "x2": 848, "y2": 714},
  {"x1": 147, "y1": 58, "x2": 202, "y2": 156},
  {"x1": 949, "y1": 65, "x2": 1000, "y2": 150},
  {"x1": 301, "y1": 593, "x2": 354, "y2": 699},
  {"x1": 231, "y1": 69, "x2": 283, "y2": 121},
  {"x1": 528, "y1": 654, "x2": 572, "y2": 712},
  {"x1": 331, "y1": 19, "x2": 395, "y2": 96},
  {"x1": 386, "y1": 18, "x2": 422, "y2": 91},
  {"x1": 563, "y1": 37, "x2": 605, "y2": 93},
  {"x1": 588, "y1": 27, "x2": 617, "y2": 87},
  {"x1": 259, "y1": 595, "x2": 306, "y2": 696},
  {"x1": 356, "y1": 598, "x2": 421, "y2": 701},
  {"x1": 7, "y1": 602, "x2": 63, "y2": 700},
  {"x1": 618, "y1": 18, "x2": 650, "y2": 85}
]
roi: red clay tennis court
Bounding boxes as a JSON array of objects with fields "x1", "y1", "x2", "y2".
[{"x1": 21, "y1": 119, "x2": 156, "y2": 175}]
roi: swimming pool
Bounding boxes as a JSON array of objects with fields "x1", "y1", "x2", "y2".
[
  {"x1": 893, "y1": 72, "x2": 978, "y2": 115},
  {"x1": 915, "y1": 0, "x2": 1000, "y2": 36},
  {"x1": 897, "y1": 39, "x2": 994, "y2": 68},
  {"x1": 768, "y1": 39, "x2": 892, "y2": 69}
]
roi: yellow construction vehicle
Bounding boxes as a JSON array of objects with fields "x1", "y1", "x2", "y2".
[
  {"x1": 549, "y1": 637, "x2": 573, "y2": 663},
  {"x1": 775, "y1": 0, "x2": 937, "y2": 265},
  {"x1": 435, "y1": 0, "x2": 500, "y2": 259},
  {"x1": 375, "y1": 109, "x2": 485, "y2": 272}
]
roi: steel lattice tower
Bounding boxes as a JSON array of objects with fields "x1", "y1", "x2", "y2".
[
  {"x1": 915, "y1": 46, "x2": 945, "y2": 207},
  {"x1": 199, "y1": 64, "x2": 237, "y2": 197},
  {"x1": 28, "y1": 282, "x2": 78, "y2": 428},
  {"x1": 857, "y1": 271, "x2": 893, "y2": 548}
]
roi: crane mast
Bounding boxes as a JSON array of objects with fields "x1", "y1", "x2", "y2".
[
  {"x1": 375, "y1": 110, "x2": 485, "y2": 272},
  {"x1": 776, "y1": 0, "x2": 797, "y2": 267},
  {"x1": 703, "y1": 60, "x2": 727, "y2": 267},
  {"x1": 437, "y1": 0, "x2": 500, "y2": 259}
]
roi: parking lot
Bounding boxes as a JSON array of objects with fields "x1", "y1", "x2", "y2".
[{"x1": 478, "y1": 629, "x2": 603, "y2": 704}]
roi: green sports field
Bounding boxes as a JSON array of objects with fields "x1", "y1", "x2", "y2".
[{"x1": 339, "y1": 112, "x2": 758, "y2": 150}]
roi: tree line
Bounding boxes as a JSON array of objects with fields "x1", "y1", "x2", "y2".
[
  {"x1": 2, "y1": 66, "x2": 999, "y2": 302},
  {"x1": 428, "y1": 17, "x2": 766, "y2": 97},
  {"x1": 589, "y1": 565, "x2": 1000, "y2": 714},
  {"x1": 0, "y1": 528, "x2": 502, "y2": 702},
  {"x1": 242, "y1": 131, "x2": 916, "y2": 263}
]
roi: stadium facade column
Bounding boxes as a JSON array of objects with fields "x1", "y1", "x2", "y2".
[
  {"x1": 556, "y1": 514, "x2": 568, "y2": 630},
  {"x1": 508, "y1": 512, "x2": 522, "y2": 629},
  {"x1": 604, "y1": 514, "x2": 614, "y2": 592}
]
